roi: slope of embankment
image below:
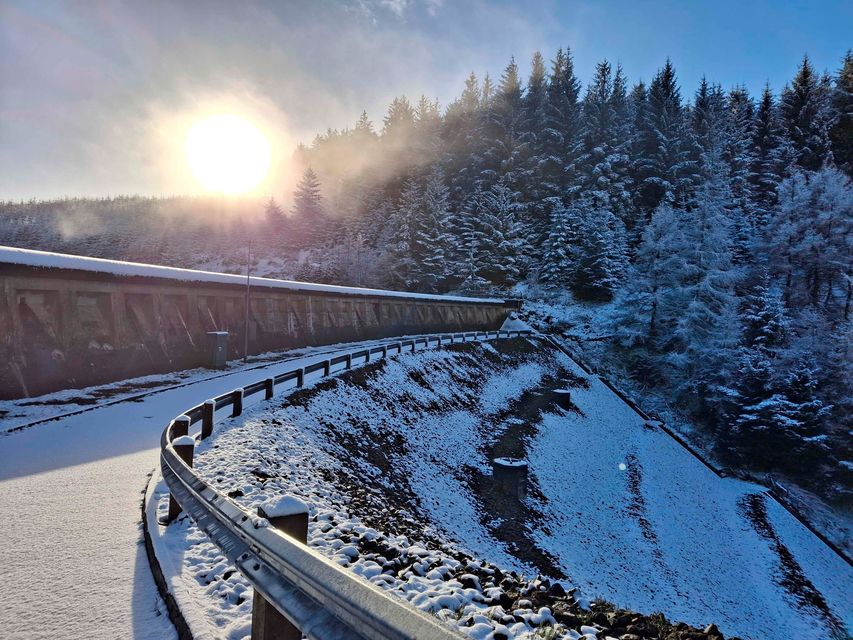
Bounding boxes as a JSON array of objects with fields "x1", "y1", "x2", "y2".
[{"x1": 152, "y1": 337, "x2": 852, "y2": 639}]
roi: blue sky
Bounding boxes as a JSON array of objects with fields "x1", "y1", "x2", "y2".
[{"x1": 1, "y1": 0, "x2": 849, "y2": 199}]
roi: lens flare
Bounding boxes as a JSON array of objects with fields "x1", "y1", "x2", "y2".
[{"x1": 185, "y1": 115, "x2": 270, "y2": 194}]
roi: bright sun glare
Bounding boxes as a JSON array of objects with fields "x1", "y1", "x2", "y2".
[{"x1": 185, "y1": 115, "x2": 270, "y2": 194}]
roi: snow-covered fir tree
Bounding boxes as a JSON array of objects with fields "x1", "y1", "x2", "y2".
[{"x1": 291, "y1": 168, "x2": 327, "y2": 248}]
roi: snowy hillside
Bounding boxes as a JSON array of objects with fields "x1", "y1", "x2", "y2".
[{"x1": 154, "y1": 338, "x2": 851, "y2": 639}]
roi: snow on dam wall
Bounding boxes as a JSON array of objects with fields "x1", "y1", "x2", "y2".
[{"x1": 0, "y1": 246, "x2": 517, "y2": 399}]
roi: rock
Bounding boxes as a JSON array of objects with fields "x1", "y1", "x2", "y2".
[
  {"x1": 625, "y1": 622, "x2": 654, "y2": 638},
  {"x1": 458, "y1": 573, "x2": 481, "y2": 590},
  {"x1": 593, "y1": 610, "x2": 611, "y2": 626},
  {"x1": 704, "y1": 624, "x2": 722, "y2": 638},
  {"x1": 548, "y1": 582, "x2": 567, "y2": 598},
  {"x1": 550, "y1": 601, "x2": 579, "y2": 626},
  {"x1": 498, "y1": 591, "x2": 515, "y2": 609}
]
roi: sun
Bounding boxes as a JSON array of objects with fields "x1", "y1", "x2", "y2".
[{"x1": 185, "y1": 115, "x2": 271, "y2": 194}]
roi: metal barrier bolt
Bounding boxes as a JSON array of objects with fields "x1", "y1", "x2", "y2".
[
  {"x1": 232, "y1": 389, "x2": 244, "y2": 417},
  {"x1": 264, "y1": 377, "x2": 274, "y2": 400},
  {"x1": 166, "y1": 434, "x2": 195, "y2": 523},
  {"x1": 253, "y1": 497, "x2": 309, "y2": 640},
  {"x1": 201, "y1": 400, "x2": 215, "y2": 439}
]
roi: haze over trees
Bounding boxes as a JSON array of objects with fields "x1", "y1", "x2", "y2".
[{"x1": 1, "y1": 50, "x2": 851, "y2": 501}]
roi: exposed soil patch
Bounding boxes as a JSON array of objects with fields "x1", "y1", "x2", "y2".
[
  {"x1": 624, "y1": 451, "x2": 676, "y2": 584},
  {"x1": 739, "y1": 492, "x2": 843, "y2": 633},
  {"x1": 465, "y1": 369, "x2": 587, "y2": 581}
]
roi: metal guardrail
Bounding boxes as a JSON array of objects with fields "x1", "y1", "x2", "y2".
[{"x1": 158, "y1": 329, "x2": 533, "y2": 640}]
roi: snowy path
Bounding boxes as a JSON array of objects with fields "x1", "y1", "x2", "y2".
[{"x1": 0, "y1": 339, "x2": 406, "y2": 640}]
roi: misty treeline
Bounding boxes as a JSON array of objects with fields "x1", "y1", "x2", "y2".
[{"x1": 1, "y1": 50, "x2": 851, "y2": 498}]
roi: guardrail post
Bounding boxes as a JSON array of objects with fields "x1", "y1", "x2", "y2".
[
  {"x1": 411, "y1": 340, "x2": 417, "y2": 353},
  {"x1": 252, "y1": 500, "x2": 309, "y2": 640},
  {"x1": 264, "y1": 377, "x2": 274, "y2": 400},
  {"x1": 323, "y1": 360, "x2": 331, "y2": 376},
  {"x1": 295, "y1": 368, "x2": 304, "y2": 387},
  {"x1": 344, "y1": 354, "x2": 352, "y2": 370},
  {"x1": 365, "y1": 350, "x2": 370, "y2": 363},
  {"x1": 232, "y1": 389, "x2": 244, "y2": 417},
  {"x1": 201, "y1": 400, "x2": 215, "y2": 439},
  {"x1": 395, "y1": 342, "x2": 403, "y2": 354},
  {"x1": 171, "y1": 415, "x2": 190, "y2": 440},
  {"x1": 380, "y1": 346, "x2": 387, "y2": 358},
  {"x1": 166, "y1": 434, "x2": 195, "y2": 523},
  {"x1": 492, "y1": 457, "x2": 528, "y2": 499}
]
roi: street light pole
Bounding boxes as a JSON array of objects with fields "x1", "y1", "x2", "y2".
[{"x1": 243, "y1": 240, "x2": 251, "y2": 362}]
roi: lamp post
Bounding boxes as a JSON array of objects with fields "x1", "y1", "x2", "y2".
[{"x1": 244, "y1": 240, "x2": 251, "y2": 362}]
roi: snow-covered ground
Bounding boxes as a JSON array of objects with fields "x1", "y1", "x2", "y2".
[
  {"x1": 0, "y1": 336, "x2": 451, "y2": 639},
  {"x1": 153, "y1": 337, "x2": 852, "y2": 640},
  {"x1": 516, "y1": 294, "x2": 853, "y2": 557}
]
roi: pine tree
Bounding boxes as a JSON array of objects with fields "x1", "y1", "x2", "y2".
[
  {"x1": 540, "y1": 200, "x2": 582, "y2": 287},
  {"x1": 383, "y1": 96, "x2": 416, "y2": 137},
  {"x1": 578, "y1": 60, "x2": 633, "y2": 218},
  {"x1": 264, "y1": 197, "x2": 286, "y2": 247},
  {"x1": 385, "y1": 178, "x2": 420, "y2": 288},
  {"x1": 478, "y1": 57, "x2": 526, "y2": 187},
  {"x1": 830, "y1": 50, "x2": 853, "y2": 178},
  {"x1": 750, "y1": 85, "x2": 791, "y2": 225},
  {"x1": 780, "y1": 55, "x2": 835, "y2": 171},
  {"x1": 740, "y1": 282, "x2": 788, "y2": 351},
  {"x1": 291, "y1": 168, "x2": 327, "y2": 248},
  {"x1": 779, "y1": 359, "x2": 832, "y2": 470},
  {"x1": 724, "y1": 346, "x2": 791, "y2": 468},
  {"x1": 668, "y1": 148, "x2": 740, "y2": 402},
  {"x1": 766, "y1": 166, "x2": 853, "y2": 313},
  {"x1": 411, "y1": 169, "x2": 452, "y2": 292},
  {"x1": 538, "y1": 48, "x2": 582, "y2": 199},
  {"x1": 633, "y1": 60, "x2": 698, "y2": 215},
  {"x1": 382, "y1": 96, "x2": 417, "y2": 172},
  {"x1": 475, "y1": 180, "x2": 526, "y2": 287},
  {"x1": 724, "y1": 87, "x2": 757, "y2": 215},
  {"x1": 611, "y1": 203, "x2": 690, "y2": 350},
  {"x1": 456, "y1": 187, "x2": 490, "y2": 293},
  {"x1": 720, "y1": 281, "x2": 792, "y2": 467},
  {"x1": 519, "y1": 51, "x2": 550, "y2": 222},
  {"x1": 414, "y1": 95, "x2": 442, "y2": 160},
  {"x1": 443, "y1": 72, "x2": 482, "y2": 201},
  {"x1": 692, "y1": 77, "x2": 726, "y2": 153},
  {"x1": 573, "y1": 206, "x2": 627, "y2": 301}
]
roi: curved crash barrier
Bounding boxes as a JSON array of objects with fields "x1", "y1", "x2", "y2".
[{"x1": 156, "y1": 330, "x2": 532, "y2": 640}]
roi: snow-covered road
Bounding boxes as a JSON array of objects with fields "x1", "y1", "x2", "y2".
[{"x1": 0, "y1": 339, "x2": 407, "y2": 640}]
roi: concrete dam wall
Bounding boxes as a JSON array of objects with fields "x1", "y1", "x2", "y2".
[{"x1": 0, "y1": 247, "x2": 517, "y2": 399}]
